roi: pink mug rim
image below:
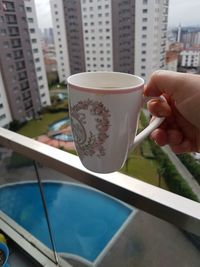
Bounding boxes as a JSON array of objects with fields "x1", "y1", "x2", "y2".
[{"x1": 67, "y1": 71, "x2": 144, "y2": 94}]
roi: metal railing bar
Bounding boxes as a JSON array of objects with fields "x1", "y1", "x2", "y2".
[{"x1": 33, "y1": 161, "x2": 59, "y2": 265}]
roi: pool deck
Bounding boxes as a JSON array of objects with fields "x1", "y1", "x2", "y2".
[{"x1": 36, "y1": 125, "x2": 75, "y2": 151}]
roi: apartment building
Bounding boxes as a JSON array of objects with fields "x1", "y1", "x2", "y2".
[
  {"x1": 51, "y1": 0, "x2": 169, "y2": 82},
  {"x1": 173, "y1": 26, "x2": 200, "y2": 49},
  {"x1": 24, "y1": 0, "x2": 51, "y2": 107},
  {"x1": 50, "y1": 0, "x2": 71, "y2": 83},
  {"x1": 0, "y1": 67, "x2": 12, "y2": 127},
  {"x1": 0, "y1": 0, "x2": 50, "y2": 127},
  {"x1": 134, "y1": 0, "x2": 168, "y2": 80},
  {"x1": 180, "y1": 49, "x2": 200, "y2": 68},
  {"x1": 165, "y1": 51, "x2": 178, "y2": 71}
]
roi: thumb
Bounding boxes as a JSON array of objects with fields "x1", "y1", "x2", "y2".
[
  {"x1": 144, "y1": 70, "x2": 199, "y2": 103},
  {"x1": 144, "y1": 70, "x2": 200, "y2": 129}
]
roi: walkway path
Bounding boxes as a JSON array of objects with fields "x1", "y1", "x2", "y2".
[{"x1": 162, "y1": 145, "x2": 200, "y2": 200}]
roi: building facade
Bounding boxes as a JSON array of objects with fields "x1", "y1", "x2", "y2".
[
  {"x1": 172, "y1": 26, "x2": 200, "y2": 49},
  {"x1": 51, "y1": 0, "x2": 169, "y2": 82},
  {"x1": 24, "y1": 0, "x2": 51, "y2": 107},
  {"x1": 165, "y1": 51, "x2": 178, "y2": 71},
  {"x1": 0, "y1": 67, "x2": 12, "y2": 127},
  {"x1": 50, "y1": 0, "x2": 71, "y2": 83},
  {"x1": 180, "y1": 49, "x2": 200, "y2": 68},
  {"x1": 0, "y1": 0, "x2": 50, "y2": 127}
]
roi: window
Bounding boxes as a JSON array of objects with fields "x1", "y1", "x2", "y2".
[
  {"x1": 11, "y1": 38, "x2": 21, "y2": 48},
  {"x1": 31, "y1": 38, "x2": 37, "y2": 43},
  {"x1": 26, "y1": 7, "x2": 32, "y2": 12},
  {"x1": 30, "y1": 28, "x2": 35, "y2": 33},
  {"x1": 6, "y1": 53, "x2": 12, "y2": 59},
  {"x1": 4, "y1": 2, "x2": 15, "y2": 11},
  {"x1": 0, "y1": 114, "x2": 6, "y2": 120},
  {"x1": 28, "y1": 18, "x2": 34, "y2": 23},
  {"x1": 5, "y1": 14, "x2": 17, "y2": 24},
  {"x1": 0, "y1": 29, "x2": 6, "y2": 35}
]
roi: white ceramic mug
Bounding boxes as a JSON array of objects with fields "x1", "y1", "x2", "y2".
[{"x1": 67, "y1": 72, "x2": 164, "y2": 173}]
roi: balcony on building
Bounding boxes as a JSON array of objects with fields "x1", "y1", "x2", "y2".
[{"x1": 0, "y1": 127, "x2": 199, "y2": 267}]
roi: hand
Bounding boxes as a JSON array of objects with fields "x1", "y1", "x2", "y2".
[{"x1": 144, "y1": 70, "x2": 200, "y2": 153}]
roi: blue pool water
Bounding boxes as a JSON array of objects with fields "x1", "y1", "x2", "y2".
[
  {"x1": 58, "y1": 93, "x2": 67, "y2": 100},
  {"x1": 0, "y1": 182, "x2": 132, "y2": 261},
  {"x1": 53, "y1": 133, "x2": 73, "y2": 142},
  {"x1": 48, "y1": 118, "x2": 70, "y2": 132},
  {"x1": 48, "y1": 118, "x2": 73, "y2": 142}
]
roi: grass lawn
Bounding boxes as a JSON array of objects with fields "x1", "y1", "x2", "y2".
[
  {"x1": 18, "y1": 112, "x2": 67, "y2": 138},
  {"x1": 120, "y1": 145, "x2": 169, "y2": 190},
  {"x1": 16, "y1": 112, "x2": 168, "y2": 190}
]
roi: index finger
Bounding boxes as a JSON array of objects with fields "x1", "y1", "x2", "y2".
[{"x1": 144, "y1": 70, "x2": 193, "y2": 99}]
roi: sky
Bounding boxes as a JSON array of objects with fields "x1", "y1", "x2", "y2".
[
  {"x1": 34, "y1": 0, "x2": 52, "y2": 30},
  {"x1": 34, "y1": 0, "x2": 200, "y2": 30},
  {"x1": 168, "y1": 0, "x2": 200, "y2": 27}
]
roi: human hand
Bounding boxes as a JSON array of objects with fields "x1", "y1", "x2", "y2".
[{"x1": 144, "y1": 70, "x2": 200, "y2": 153}]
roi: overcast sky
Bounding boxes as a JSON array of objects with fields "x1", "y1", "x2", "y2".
[{"x1": 34, "y1": 0, "x2": 200, "y2": 30}]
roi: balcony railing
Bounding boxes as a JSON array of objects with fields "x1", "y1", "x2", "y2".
[{"x1": 0, "y1": 127, "x2": 200, "y2": 267}]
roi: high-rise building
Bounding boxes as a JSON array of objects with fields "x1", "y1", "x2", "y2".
[
  {"x1": 24, "y1": 0, "x2": 51, "y2": 107},
  {"x1": 51, "y1": 0, "x2": 169, "y2": 83},
  {"x1": 0, "y1": 0, "x2": 50, "y2": 127},
  {"x1": 172, "y1": 26, "x2": 200, "y2": 49},
  {"x1": 0, "y1": 67, "x2": 12, "y2": 127},
  {"x1": 43, "y1": 28, "x2": 54, "y2": 44}
]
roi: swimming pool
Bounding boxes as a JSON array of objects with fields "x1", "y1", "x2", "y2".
[
  {"x1": 0, "y1": 182, "x2": 133, "y2": 262},
  {"x1": 48, "y1": 118, "x2": 70, "y2": 131},
  {"x1": 48, "y1": 118, "x2": 74, "y2": 142},
  {"x1": 53, "y1": 133, "x2": 73, "y2": 142}
]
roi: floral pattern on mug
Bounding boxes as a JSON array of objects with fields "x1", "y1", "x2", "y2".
[{"x1": 70, "y1": 99, "x2": 111, "y2": 159}]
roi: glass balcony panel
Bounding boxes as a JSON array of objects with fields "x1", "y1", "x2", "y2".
[
  {"x1": 32, "y1": 163, "x2": 200, "y2": 267},
  {"x1": 0, "y1": 146, "x2": 58, "y2": 264},
  {"x1": 0, "y1": 129, "x2": 200, "y2": 267}
]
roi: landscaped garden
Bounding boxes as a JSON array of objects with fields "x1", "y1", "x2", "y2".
[
  {"x1": 8, "y1": 107, "x2": 198, "y2": 201},
  {"x1": 14, "y1": 109, "x2": 168, "y2": 189},
  {"x1": 120, "y1": 141, "x2": 169, "y2": 189},
  {"x1": 17, "y1": 111, "x2": 67, "y2": 138}
]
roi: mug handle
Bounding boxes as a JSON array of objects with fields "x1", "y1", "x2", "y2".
[{"x1": 130, "y1": 95, "x2": 165, "y2": 150}]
